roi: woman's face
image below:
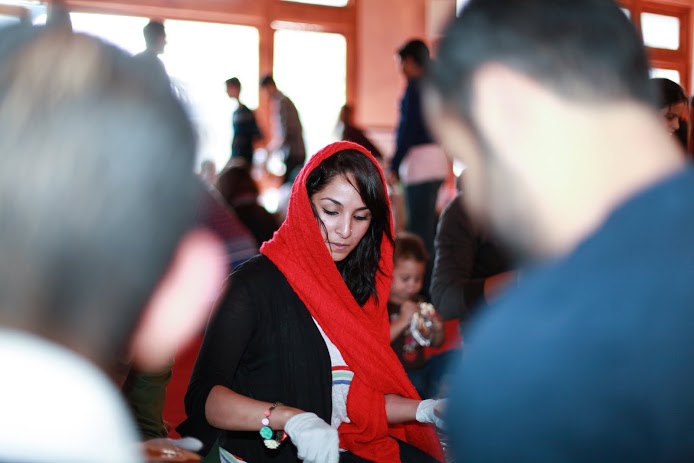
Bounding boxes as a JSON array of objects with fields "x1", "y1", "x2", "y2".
[
  {"x1": 661, "y1": 101, "x2": 686, "y2": 134},
  {"x1": 311, "y1": 174, "x2": 372, "y2": 262}
]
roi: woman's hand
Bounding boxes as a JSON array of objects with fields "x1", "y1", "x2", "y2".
[
  {"x1": 416, "y1": 398, "x2": 446, "y2": 430},
  {"x1": 284, "y1": 413, "x2": 339, "y2": 463}
]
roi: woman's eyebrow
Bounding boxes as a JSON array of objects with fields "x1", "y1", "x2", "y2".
[
  {"x1": 320, "y1": 197, "x2": 369, "y2": 211},
  {"x1": 321, "y1": 197, "x2": 343, "y2": 206}
]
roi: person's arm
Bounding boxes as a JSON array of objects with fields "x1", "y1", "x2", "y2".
[
  {"x1": 389, "y1": 300, "x2": 418, "y2": 342},
  {"x1": 278, "y1": 98, "x2": 289, "y2": 147},
  {"x1": 184, "y1": 271, "x2": 259, "y2": 427},
  {"x1": 390, "y1": 81, "x2": 417, "y2": 175},
  {"x1": 250, "y1": 109, "x2": 263, "y2": 144},
  {"x1": 429, "y1": 196, "x2": 479, "y2": 321},
  {"x1": 186, "y1": 265, "x2": 339, "y2": 463},
  {"x1": 186, "y1": 270, "x2": 305, "y2": 432},
  {"x1": 385, "y1": 395, "x2": 445, "y2": 429},
  {"x1": 428, "y1": 310, "x2": 445, "y2": 348},
  {"x1": 265, "y1": 98, "x2": 283, "y2": 154},
  {"x1": 206, "y1": 386, "x2": 302, "y2": 431},
  {"x1": 385, "y1": 394, "x2": 420, "y2": 424}
]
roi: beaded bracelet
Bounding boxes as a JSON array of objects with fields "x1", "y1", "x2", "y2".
[{"x1": 260, "y1": 402, "x2": 288, "y2": 449}]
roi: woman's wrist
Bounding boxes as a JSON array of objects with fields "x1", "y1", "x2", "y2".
[{"x1": 272, "y1": 404, "x2": 304, "y2": 430}]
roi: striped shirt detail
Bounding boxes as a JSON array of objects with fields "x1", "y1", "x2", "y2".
[{"x1": 333, "y1": 367, "x2": 354, "y2": 386}]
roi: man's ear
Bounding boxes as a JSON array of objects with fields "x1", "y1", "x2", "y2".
[{"x1": 129, "y1": 229, "x2": 227, "y2": 371}]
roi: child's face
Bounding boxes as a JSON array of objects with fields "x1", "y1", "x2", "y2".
[{"x1": 390, "y1": 258, "x2": 426, "y2": 304}]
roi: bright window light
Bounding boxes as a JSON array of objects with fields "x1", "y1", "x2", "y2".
[
  {"x1": 641, "y1": 12, "x2": 680, "y2": 50},
  {"x1": 273, "y1": 29, "x2": 346, "y2": 158},
  {"x1": 650, "y1": 68, "x2": 681, "y2": 85},
  {"x1": 70, "y1": 12, "x2": 260, "y2": 171}
]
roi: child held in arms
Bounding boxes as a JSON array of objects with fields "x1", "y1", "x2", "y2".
[{"x1": 388, "y1": 233, "x2": 447, "y2": 399}]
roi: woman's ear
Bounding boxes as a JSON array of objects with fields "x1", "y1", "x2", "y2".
[{"x1": 129, "y1": 229, "x2": 227, "y2": 371}]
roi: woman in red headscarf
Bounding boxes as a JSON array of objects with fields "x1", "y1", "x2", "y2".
[{"x1": 180, "y1": 141, "x2": 445, "y2": 463}]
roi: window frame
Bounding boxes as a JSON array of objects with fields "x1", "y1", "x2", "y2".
[{"x1": 620, "y1": 0, "x2": 691, "y2": 93}]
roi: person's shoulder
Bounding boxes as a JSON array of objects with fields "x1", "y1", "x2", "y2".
[
  {"x1": 440, "y1": 194, "x2": 465, "y2": 219},
  {"x1": 232, "y1": 254, "x2": 283, "y2": 282}
]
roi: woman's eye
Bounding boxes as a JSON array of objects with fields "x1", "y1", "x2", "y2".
[
  {"x1": 354, "y1": 215, "x2": 370, "y2": 221},
  {"x1": 322, "y1": 209, "x2": 338, "y2": 216}
]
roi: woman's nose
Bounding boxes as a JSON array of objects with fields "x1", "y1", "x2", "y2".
[{"x1": 336, "y1": 217, "x2": 352, "y2": 238}]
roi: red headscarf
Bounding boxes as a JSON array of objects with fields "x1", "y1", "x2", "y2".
[{"x1": 261, "y1": 141, "x2": 443, "y2": 462}]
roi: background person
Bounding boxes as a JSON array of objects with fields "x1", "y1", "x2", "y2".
[
  {"x1": 226, "y1": 77, "x2": 263, "y2": 165},
  {"x1": 260, "y1": 74, "x2": 306, "y2": 185},
  {"x1": 133, "y1": 20, "x2": 169, "y2": 86},
  {"x1": 652, "y1": 77, "x2": 688, "y2": 150},
  {"x1": 337, "y1": 104, "x2": 383, "y2": 160},
  {"x1": 390, "y1": 39, "x2": 451, "y2": 300},
  {"x1": 430, "y1": 190, "x2": 514, "y2": 327},
  {"x1": 388, "y1": 233, "x2": 452, "y2": 400},
  {"x1": 215, "y1": 159, "x2": 280, "y2": 246}
]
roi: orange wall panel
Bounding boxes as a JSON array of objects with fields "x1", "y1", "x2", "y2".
[{"x1": 356, "y1": 0, "x2": 427, "y2": 130}]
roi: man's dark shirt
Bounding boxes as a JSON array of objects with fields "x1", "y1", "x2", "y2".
[
  {"x1": 231, "y1": 103, "x2": 261, "y2": 164},
  {"x1": 449, "y1": 167, "x2": 694, "y2": 462}
]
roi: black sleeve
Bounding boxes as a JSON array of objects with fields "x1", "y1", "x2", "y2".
[
  {"x1": 430, "y1": 196, "x2": 485, "y2": 322},
  {"x1": 184, "y1": 265, "x2": 260, "y2": 424}
]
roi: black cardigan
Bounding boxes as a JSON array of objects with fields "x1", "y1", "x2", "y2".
[{"x1": 178, "y1": 255, "x2": 333, "y2": 462}]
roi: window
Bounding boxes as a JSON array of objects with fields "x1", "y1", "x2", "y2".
[
  {"x1": 650, "y1": 68, "x2": 681, "y2": 84},
  {"x1": 619, "y1": 1, "x2": 690, "y2": 94},
  {"x1": 273, "y1": 28, "x2": 347, "y2": 157},
  {"x1": 71, "y1": 12, "x2": 260, "y2": 170},
  {"x1": 641, "y1": 12, "x2": 680, "y2": 50}
]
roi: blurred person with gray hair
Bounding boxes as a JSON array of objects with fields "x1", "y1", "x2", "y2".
[{"x1": 0, "y1": 24, "x2": 226, "y2": 462}]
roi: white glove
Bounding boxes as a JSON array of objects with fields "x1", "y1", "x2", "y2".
[
  {"x1": 284, "y1": 412, "x2": 339, "y2": 463},
  {"x1": 416, "y1": 398, "x2": 446, "y2": 430}
]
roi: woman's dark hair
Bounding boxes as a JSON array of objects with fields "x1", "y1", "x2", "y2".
[
  {"x1": 652, "y1": 78, "x2": 687, "y2": 109},
  {"x1": 215, "y1": 160, "x2": 259, "y2": 206},
  {"x1": 306, "y1": 149, "x2": 393, "y2": 306}
]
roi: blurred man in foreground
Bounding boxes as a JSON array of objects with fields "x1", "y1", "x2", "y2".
[
  {"x1": 425, "y1": 0, "x2": 693, "y2": 461},
  {"x1": 0, "y1": 25, "x2": 225, "y2": 462}
]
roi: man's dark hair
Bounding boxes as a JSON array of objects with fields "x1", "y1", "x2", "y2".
[
  {"x1": 398, "y1": 39, "x2": 430, "y2": 69},
  {"x1": 0, "y1": 25, "x2": 199, "y2": 366},
  {"x1": 226, "y1": 77, "x2": 241, "y2": 89},
  {"x1": 143, "y1": 20, "x2": 165, "y2": 48},
  {"x1": 428, "y1": 0, "x2": 656, "y2": 120},
  {"x1": 260, "y1": 74, "x2": 275, "y2": 88}
]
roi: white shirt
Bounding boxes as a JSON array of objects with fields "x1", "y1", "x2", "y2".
[
  {"x1": 313, "y1": 319, "x2": 353, "y2": 429},
  {"x1": 0, "y1": 329, "x2": 143, "y2": 462}
]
